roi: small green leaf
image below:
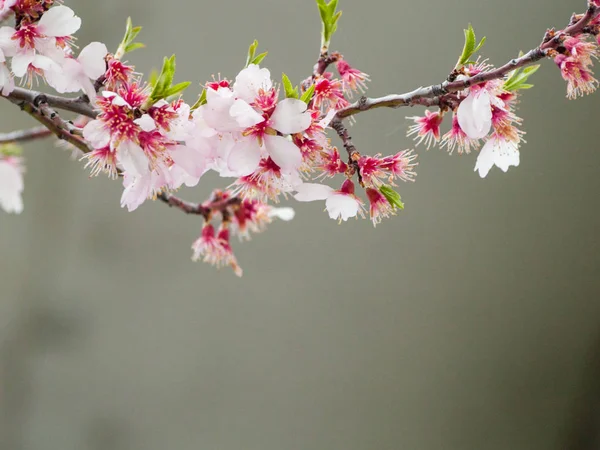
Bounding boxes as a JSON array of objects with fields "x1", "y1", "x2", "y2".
[
  {"x1": 125, "y1": 42, "x2": 145, "y2": 53},
  {"x1": 503, "y1": 63, "x2": 540, "y2": 91},
  {"x1": 246, "y1": 40, "x2": 258, "y2": 67},
  {"x1": 281, "y1": 73, "x2": 299, "y2": 99},
  {"x1": 300, "y1": 83, "x2": 316, "y2": 105},
  {"x1": 315, "y1": 0, "x2": 342, "y2": 52},
  {"x1": 379, "y1": 185, "x2": 404, "y2": 211},
  {"x1": 251, "y1": 51, "x2": 268, "y2": 66},
  {"x1": 191, "y1": 88, "x2": 207, "y2": 111},
  {"x1": 146, "y1": 55, "x2": 190, "y2": 107},
  {"x1": 456, "y1": 24, "x2": 486, "y2": 68},
  {"x1": 116, "y1": 17, "x2": 144, "y2": 59},
  {"x1": 165, "y1": 81, "x2": 191, "y2": 97}
]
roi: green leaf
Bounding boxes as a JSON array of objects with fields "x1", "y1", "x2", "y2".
[
  {"x1": 300, "y1": 83, "x2": 316, "y2": 104},
  {"x1": 245, "y1": 40, "x2": 267, "y2": 67},
  {"x1": 281, "y1": 73, "x2": 299, "y2": 99},
  {"x1": 251, "y1": 51, "x2": 268, "y2": 66},
  {"x1": 456, "y1": 24, "x2": 486, "y2": 68},
  {"x1": 191, "y1": 88, "x2": 207, "y2": 111},
  {"x1": 165, "y1": 81, "x2": 191, "y2": 98},
  {"x1": 315, "y1": 0, "x2": 342, "y2": 52},
  {"x1": 125, "y1": 42, "x2": 145, "y2": 53},
  {"x1": 116, "y1": 17, "x2": 144, "y2": 58},
  {"x1": 379, "y1": 185, "x2": 405, "y2": 211},
  {"x1": 503, "y1": 63, "x2": 540, "y2": 91},
  {"x1": 146, "y1": 55, "x2": 190, "y2": 107}
]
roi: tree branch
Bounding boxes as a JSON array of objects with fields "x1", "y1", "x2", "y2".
[
  {"x1": 4, "y1": 97, "x2": 92, "y2": 155},
  {"x1": 157, "y1": 192, "x2": 242, "y2": 220},
  {"x1": 335, "y1": 4, "x2": 600, "y2": 120},
  {"x1": 0, "y1": 126, "x2": 52, "y2": 144},
  {"x1": 2, "y1": 87, "x2": 97, "y2": 118}
]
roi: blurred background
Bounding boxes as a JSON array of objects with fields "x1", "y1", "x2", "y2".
[{"x1": 1, "y1": 0, "x2": 599, "y2": 449}]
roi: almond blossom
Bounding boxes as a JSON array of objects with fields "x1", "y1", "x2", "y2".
[
  {"x1": 0, "y1": 155, "x2": 24, "y2": 214},
  {"x1": 474, "y1": 134, "x2": 520, "y2": 178}
]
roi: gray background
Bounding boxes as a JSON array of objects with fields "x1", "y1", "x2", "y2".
[{"x1": 1, "y1": 0, "x2": 599, "y2": 449}]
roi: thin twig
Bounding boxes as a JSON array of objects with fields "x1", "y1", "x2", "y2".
[
  {"x1": 0, "y1": 126, "x2": 52, "y2": 144},
  {"x1": 335, "y1": 4, "x2": 600, "y2": 120},
  {"x1": 157, "y1": 192, "x2": 242, "y2": 220}
]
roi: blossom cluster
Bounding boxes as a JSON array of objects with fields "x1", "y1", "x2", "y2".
[
  {"x1": 0, "y1": 0, "x2": 598, "y2": 275},
  {"x1": 406, "y1": 15, "x2": 600, "y2": 178}
]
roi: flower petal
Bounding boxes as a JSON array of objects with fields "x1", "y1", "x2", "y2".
[
  {"x1": 268, "y1": 207, "x2": 295, "y2": 221},
  {"x1": 293, "y1": 183, "x2": 334, "y2": 202},
  {"x1": 326, "y1": 193, "x2": 360, "y2": 221},
  {"x1": 230, "y1": 99, "x2": 264, "y2": 128},
  {"x1": 457, "y1": 91, "x2": 492, "y2": 139},
  {"x1": 227, "y1": 137, "x2": 261, "y2": 176},
  {"x1": 78, "y1": 41, "x2": 107, "y2": 79},
  {"x1": 270, "y1": 98, "x2": 311, "y2": 134},
  {"x1": 117, "y1": 140, "x2": 149, "y2": 177},
  {"x1": 83, "y1": 120, "x2": 110, "y2": 148},
  {"x1": 38, "y1": 6, "x2": 81, "y2": 37},
  {"x1": 264, "y1": 135, "x2": 302, "y2": 172},
  {"x1": 233, "y1": 64, "x2": 272, "y2": 103}
]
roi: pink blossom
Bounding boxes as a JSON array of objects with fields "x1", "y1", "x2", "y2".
[
  {"x1": 191, "y1": 224, "x2": 243, "y2": 277},
  {"x1": 335, "y1": 59, "x2": 370, "y2": 96},
  {"x1": 406, "y1": 110, "x2": 444, "y2": 149},
  {"x1": 366, "y1": 188, "x2": 395, "y2": 226}
]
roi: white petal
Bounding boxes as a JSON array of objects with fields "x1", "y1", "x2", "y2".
[
  {"x1": 134, "y1": 114, "x2": 156, "y2": 132},
  {"x1": 474, "y1": 139, "x2": 495, "y2": 178},
  {"x1": 117, "y1": 140, "x2": 149, "y2": 177},
  {"x1": 0, "y1": 27, "x2": 17, "y2": 56},
  {"x1": 80, "y1": 77, "x2": 97, "y2": 101},
  {"x1": 31, "y1": 53, "x2": 61, "y2": 72},
  {"x1": 457, "y1": 91, "x2": 492, "y2": 139},
  {"x1": 227, "y1": 138, "x2": 261, "y2": 176},
  {"x1": 169, "y1": 144, "x2": 207, "y2": 178},
  {"x1": 202, "y1": 89, "x2": 243, "y2": 132},
  {"x1": 78, "y1": 42, "x2": 107, "y2": 79},
  {"x1": 0, "y1": 160, "x2": 24, "y2": 214},
  {"x1": 11, "y1": 51, "x2": 34, "y2": 77},
  {"x1": 38, "y1": 6, "x2": 81, "y2": 37},
  {"x1": 0, "y1": 63, "x2": 14, "y2": 95},
  {"x1": 264, "y1": 135, "x2": 303, "y2": 172},
  {"x1": 270, "y1": 98, "x2": 311, "y2": 134},
  {"x1": 83, "y1": 120, "x2": 110, "y2": 148},
  {"x1": 120, "y1": 173, "x2": 152, "y2": 212},
  {"x1": 494, "y1": 139, "x2": 520, "y2": 173},
  {"x1": 44, "y1": 58, "x2": 78, "y2": 93},
  {"x1": 230, "y1": 99, "x2": 264, "y2": 128},
  {"x1": 233, "y1": 64, "x2": 272, "y2": 103},
  {"x1": 268, "y1": 207, "x2": 295, "y2": 221},
  {"x1": 293, "y1": 183, "x2": 334, "y2": 202},
  {"x1": 326, "y1": 193, "x2": 360, "y2": 221}
]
